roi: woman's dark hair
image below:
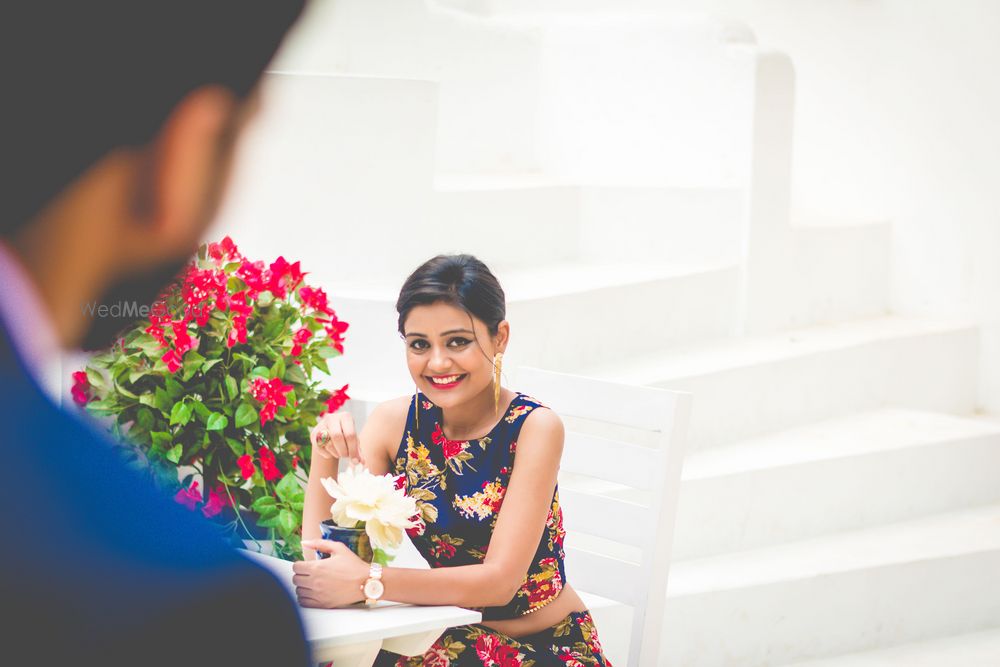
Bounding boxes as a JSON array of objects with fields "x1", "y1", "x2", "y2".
[{"x1": 396, "y1": 255, "x2": 506, "y2": 338}]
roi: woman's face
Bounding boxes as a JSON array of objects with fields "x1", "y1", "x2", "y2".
[{"x1": 402, "y1": 301, "x2": 508, "y2": 410}]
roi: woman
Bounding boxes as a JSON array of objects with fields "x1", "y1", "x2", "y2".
[{"x1": 293, "y1": 255, "x2": 612, "y2": 666}]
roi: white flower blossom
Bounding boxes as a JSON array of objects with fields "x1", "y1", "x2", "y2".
[{"x1": 321, "y1": 464, "x2": 418, "y2": 550}]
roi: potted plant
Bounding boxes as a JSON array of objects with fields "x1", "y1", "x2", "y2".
[{"x1": 72, "y1": 236, "x2": 350, "y2": 560}]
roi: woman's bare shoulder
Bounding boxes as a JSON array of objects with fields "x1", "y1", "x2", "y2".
[{"x1": 365, "y1": 395, "x2": 413, "y2": 437}]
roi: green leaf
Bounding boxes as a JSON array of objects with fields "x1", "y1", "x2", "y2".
[
  {"x1": 138, "y1": 393, "x2": 157, "y2": 408},
  {"x1": 165, "y1": 443, "x2": 183, "y2": 464},
  {"x1": 285, "y1": 364, "x2": 308, "y2": 385},
  {"x1": 251, "y1": 496, "x2": 277, "y2": 513},
  {"x1": 202, "y1": 358, "x2": 222, "y2": 373},
  {"x1": 150, "y1": 431, "x2": 172, "y2": 451},
  {"x1": 312, "y1": 357, "x2": 330, "y2": 375},
  {"x1": 256, "y1": 291, "x2": 274, "y2": 307},
  {"x1": 205, "y1": 413, "x2": 228, "y2": 431},
  {"x1": 192, "y1": 401, "x2": 211, "y2": 422},
  {"x1": 257, "y1": 514, "x2": 281, "y2": 528},
  {"x1": 225, "y1": 437, "x2": 244, "y2": 457},
  {"x1": 113, "y1": 380, "x2": 139, "y2": 399},
  {"x1": 250, "y1": 366, "x2": 270, "y2": 379},
  {"x1": 86, "y1": 398, "x2": 118, "y2": 415},
  {"x1": 372, "y1": 548, "x2": 394, "y2": 566},
  {"x1": 275, "y1": 472, "x2": 304, "y2": 504},
  {"x1": 85, "y1": 367, "x2": 107, "y2": 390},
  {"x1": 277, "y1": 509, "x2": 298, "y2": 537},
  {"x1": 154, "y1": 387, "x2": 172, "y2": 414},
  {"x1": 135, "y1": 407, "x2": 155, "y2": 431},
  {"x1": 234, "y1": 403, "x2": 258, "y2": 428},
  {"x1": 169, "y1": 400, "x2": 193, "y2": 426},
  {"x1": 318, "y1": 346, "x2": 341, "y2": 359},
  {"x1": 225, "y1": 376, "x2": 239, "y2": 401},
  {"x1": 270, "y1": 356, "x2": 286, "y2": 380},
  {"x1": 164, "y1": 377, "x2": 184, "y2": 399},
  {"x1": 181, "y1": 351, "x2": 205, "y2": 381}
]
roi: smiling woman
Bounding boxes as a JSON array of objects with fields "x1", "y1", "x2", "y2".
[{"x1": 296, "y1": 255, "x2": 613, "y2": 666}]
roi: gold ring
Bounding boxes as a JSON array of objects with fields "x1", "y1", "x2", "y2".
[{"x1": 317, "y1": 431, "x2": 331, "y2": 445}]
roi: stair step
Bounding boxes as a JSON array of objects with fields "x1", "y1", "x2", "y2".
[
  {"x1": 661, "y1": 503, "x2": 1000, "y2": 666},
  {"x1": 329, "y1": 259, "x2": 741, "y2": 397},
  {"x1": 673, "y1": 409, "x2": 1000, "y2": 559},
  {"x1": 784, "y1": 627, "x2": 1000, "y2": 666},
  {"x1": 581, "y1": 316, "x2": 979, "y2": 448}
]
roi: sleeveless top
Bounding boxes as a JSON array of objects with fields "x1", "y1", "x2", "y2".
[{"x1": 392, "y1": 392, "x2": 568, "y2": 620}]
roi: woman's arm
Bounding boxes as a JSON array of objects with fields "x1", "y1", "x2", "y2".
[
  {"x1": 295, "y1": 407, "x2": 565, "y2": 608},
  {"x1": 300, "y1": 398, "x2": 408, "y2": 559}
]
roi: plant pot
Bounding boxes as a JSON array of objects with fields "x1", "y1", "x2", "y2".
[{"x1": 319, "y1": 520, "x2": 373, "y2": 562}]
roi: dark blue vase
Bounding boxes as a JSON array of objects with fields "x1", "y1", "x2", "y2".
[{"x1": 319, "y1": 520, "x2": 373, "y2": 562}]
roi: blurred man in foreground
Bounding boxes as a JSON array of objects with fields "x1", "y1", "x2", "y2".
[{"x1": 0, "y1": 3, "x2": 311, "y2": 664}]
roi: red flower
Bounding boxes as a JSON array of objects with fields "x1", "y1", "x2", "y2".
[
  {"x1": 299, "y1": 285, "x2": 333, "y2": 315},
  {"x1": 258, "y1": 446, "x2": 281, "y2": 482},
  {"x1": 319, "y1": 316, "x2": 349, "y2": 353},
  {"x1": 432, "y1": 424, "x2": 466, "y2": 459},
  {"x1": 207, "y1": 236, "x2": 241, "y2": 264},
  {"x1": 170, "y1": 320, "x2": 193, "y2": 355},
  {"x1": 236, "y1": 259, "x2": 267, "y2": 298},
  {"x1": 161, "y1": 348, "x2": 183, "y2": 374},
  {"x1": 250, "y1": 377, "x2": 294, "y2": 426},
  {"x1": 292, "y1": 455, "x2": 299, "y2": 470},
  {"x1": 202, "y1": 484, "x2": 231, "y2": 518},
  {"x1": 393, "y1": 474, "x2": 406, "y2": 490},
  {"x1": 174, "y1": 481, "x2": 201, "y2": 511},
  {"x1": 268, "y1": 256, "x2": 304, "y2": 299},
  {"x1": 323, "y1": 384, "x2": 350, "y2": 414},
  {"x1": 237, "y1": 455, "x2": 256, "y2": 480},
  {"x1": 71, "y1": 371, "x2": 92, "y2": 406},
  {"x1": 290, "y1": 327, "x2": 313, "y2": 356}
]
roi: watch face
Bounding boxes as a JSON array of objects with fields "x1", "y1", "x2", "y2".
[{"x1": 364, "y1": 578, "x2": 385, "y2": 600}]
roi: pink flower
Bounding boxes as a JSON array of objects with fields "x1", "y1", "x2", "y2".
[
  {"x1": 268, "y1": 256, "x2": 304, "y2": 299},
  {"x1": 170, "y1": 320, "x2": 193, "y2": 355},
  {"x1": 161, "y1": 348, "x2": 183, "y2": 374},
  {"x1": 174, "y1": 481, "x2": 201, "y2": 511},
  {"x1": 71, "y1": 371, "x2": 92, "y2": 406},
  {"x1": 475, "y1": 635, "x2": 501, "y2": 665},
  {"x1": 323, "y1": 384, "x2": 350, "y2": 414},
  {"x1": 290, "y1": 327, "x2": 313, "y2": 356},
  {"x1": 237, "y1": 455, "x2": 256, "y2": 480},
  {"x1": 202, "y1": 484, "x2": 231, "y2": 518},
  {"x1": 207, "y1": 236, "x2": 241, "y2": 264},
  {"x1": 299, "y1": 285, "x2": 333, "y2": 315},
  {"x1": 319, "y1": 316, "x2": 349, "y2": 354},
  {"x1": 236, "y1": 259, "x2": 267, "y2": 298},
  {"x1": 250, "y1": 377, "x2": 294, "y2": 426}
]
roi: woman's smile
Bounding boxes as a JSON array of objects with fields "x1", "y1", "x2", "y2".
[{"x1": 426, "y1": 373, "x2": 468, "y2": 390}]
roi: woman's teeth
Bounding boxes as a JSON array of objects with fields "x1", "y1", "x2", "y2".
[{"x1": 430, "y1": 374, "x2": 465, "y2": 385}]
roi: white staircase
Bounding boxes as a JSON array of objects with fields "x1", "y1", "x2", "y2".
[{"x1": 213, "y1": 1, "x2": 1000, "y2": 664}]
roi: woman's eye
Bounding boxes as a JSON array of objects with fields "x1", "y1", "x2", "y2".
[
  {"x1": 409, "y1": 340, "x2": 429, "y2": 351},
  {"x1": 448, "y1": 337, "x2": 472, "y2": 348}
]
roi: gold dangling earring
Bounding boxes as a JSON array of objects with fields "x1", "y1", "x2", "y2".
[
  {"x1": 493, "y1": 352, "x2": 503, "y2": 416},
  {"x1": 414, "y1": 387, "x2": 420, "y2": 430}
]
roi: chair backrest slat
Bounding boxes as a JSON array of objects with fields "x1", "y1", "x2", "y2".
[
  {"x1": 559, "y1": 488, "x2": 650, "y2": 547},
  {"x1": 518, "y1": 367, "x2": 691, "y2": 667},
  {"x1": 558, "y1": 431, "x2": 660, "y2": 490}
]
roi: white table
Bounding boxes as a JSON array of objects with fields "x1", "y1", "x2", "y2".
[{"x1": 242, "y1": 550, "x2": 482, "y2": 667}]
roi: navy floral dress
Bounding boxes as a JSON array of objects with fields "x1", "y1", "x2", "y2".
[{"x1": 372, "y1": 392, "x2": 613, "y2": 667}]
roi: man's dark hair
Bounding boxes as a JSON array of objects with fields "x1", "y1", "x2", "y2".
[{"x1": 2, "y1": 1, "x2": 307, "y2": 235}]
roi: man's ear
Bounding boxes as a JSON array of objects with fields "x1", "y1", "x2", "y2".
[{"x1": 136, "y1": 85, "x2": 239, "y2": 256}]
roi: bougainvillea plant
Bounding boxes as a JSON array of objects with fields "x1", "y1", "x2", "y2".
[{"x1": 73, "y1": 236, "x2": 350, "y2": 560}]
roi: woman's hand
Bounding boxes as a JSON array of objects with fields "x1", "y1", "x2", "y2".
[
  {"x1": 310, "y1": 411, "x2": 366, "y2": 465},
  {"x1": 292, "y1": 539, "x2": 370, "y2": 608}
]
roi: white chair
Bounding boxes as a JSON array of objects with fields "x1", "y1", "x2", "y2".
[{"x1": 517, "y1": 367, "x2": 692, "y2": 667}]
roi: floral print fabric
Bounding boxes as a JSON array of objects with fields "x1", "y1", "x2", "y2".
[
  {"x1": 373, "y1": 610, "x2": 613, "y2": 667},
  {"x1": 393, "y1": 392, "x2": 568, "y2": 620}
]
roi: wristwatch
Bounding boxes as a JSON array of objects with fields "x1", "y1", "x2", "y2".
[{"x1": 362, "y1": 562, "x2": 384, "y2": 606}]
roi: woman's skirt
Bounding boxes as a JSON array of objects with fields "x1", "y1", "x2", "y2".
[{"x1": 372, "y1": 609, "x2": 613, "y2": 666}]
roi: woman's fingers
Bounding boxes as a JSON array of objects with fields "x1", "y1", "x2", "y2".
[
  {"x1": 340, "y1": 415, "x2": 363, "y2": 465},
  {"x1": 310, "y1": 424, "x2": 333, "y2": 459}
]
